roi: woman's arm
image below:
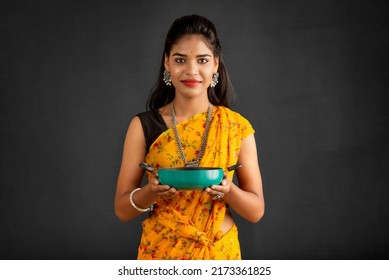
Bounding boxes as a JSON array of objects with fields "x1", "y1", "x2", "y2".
[
  {"x1": 114, "y1": 117, "x2": 155, "y2": 222},
  {"x1": 207, "y1": 134, "x2": 265, "y2": 223},
  {"x1": 114, "y1": 117, "x2": 177, "y2": 222}
]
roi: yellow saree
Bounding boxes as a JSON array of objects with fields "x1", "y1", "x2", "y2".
[{"x1": 137, "y1": 106, "x2": 254, "y2": 260}]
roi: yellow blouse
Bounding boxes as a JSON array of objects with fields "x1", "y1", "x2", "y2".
[{"x1": 137, "y1": 106, "x2": 254, "y2": 260}]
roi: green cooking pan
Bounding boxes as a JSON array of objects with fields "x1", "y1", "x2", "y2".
[{"x1": 139, "y1": 162, "x2": 242, "y2": 190}]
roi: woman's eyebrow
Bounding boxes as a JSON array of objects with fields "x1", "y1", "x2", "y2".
[{"x1": 172, "y1": 52, "x2": 211, "y2": 57}]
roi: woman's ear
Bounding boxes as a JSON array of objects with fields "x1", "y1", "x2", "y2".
[
  {"x1": 164, "y1": 54, "x2": 169, "y2": 71},
  {"x1": 213, "y1": 56, "x2": 219, "y2": 73}
]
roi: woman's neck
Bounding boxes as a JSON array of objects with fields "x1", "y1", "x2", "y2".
[{"x1": 172, "y1": 97, "x2": 211, "y2": 120}]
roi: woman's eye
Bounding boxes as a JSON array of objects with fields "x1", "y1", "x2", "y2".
[
  {"x1": 175, "y1": 58, "x2": 185, "y2": 63},
  {"x1": 198, "y1": 59, "x2": 208, "y2": 64}
]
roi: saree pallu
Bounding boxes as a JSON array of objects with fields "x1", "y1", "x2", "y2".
[{"x1": 137, "y1": 106, "x2": 254, "y2": 260}]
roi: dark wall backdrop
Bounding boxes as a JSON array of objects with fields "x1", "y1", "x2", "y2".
[{"x1": 1, "y1": 0, "x2": 388, "y2": 259}]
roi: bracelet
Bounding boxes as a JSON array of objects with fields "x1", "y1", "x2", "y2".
[{"x1": 129, "y1": 188, "x2": 154, "y2": 212}]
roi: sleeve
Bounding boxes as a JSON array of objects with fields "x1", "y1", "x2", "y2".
[{"x1": 136, "y1": 110, "x2": 168, "y2": 153}]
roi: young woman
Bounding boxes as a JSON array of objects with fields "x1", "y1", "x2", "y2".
[{"x1": 115, "y1": 14, "x2": 264, "y2": 260}]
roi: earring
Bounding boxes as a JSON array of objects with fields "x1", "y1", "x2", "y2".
[
  {"x1": 210, "y1": 72, "x2": 219, "y2": 88},
  {"x1": 163, "y1": 70, "x2": 172, "y2": 86}
]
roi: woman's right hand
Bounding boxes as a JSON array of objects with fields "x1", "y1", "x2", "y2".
[{"x1": 149, "y1": 176, "x2": 178, "y2": 197}]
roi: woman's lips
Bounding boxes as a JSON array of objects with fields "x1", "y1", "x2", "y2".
[{"x1": 181, "y1": 79, "x2": 201, "y2": 87}]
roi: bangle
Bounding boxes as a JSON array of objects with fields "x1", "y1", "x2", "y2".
[{"x1": 129, "y1": 188, "x2": 154, "y2": 212}]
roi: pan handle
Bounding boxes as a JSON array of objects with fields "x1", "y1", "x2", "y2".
[
  {"x1": 139, "y1": 162, "x2": 156, "y2": 173},
  {"x1": 227, "y1": 163, "x2": 243, "y2": 172}
]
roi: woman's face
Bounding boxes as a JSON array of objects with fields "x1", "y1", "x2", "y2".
[{"x1": 164, "y1": 34, "x2": 219, "y2": 100}]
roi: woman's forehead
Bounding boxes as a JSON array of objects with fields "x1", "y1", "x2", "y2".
[{"x1": 170, "y1": 34, "x2": 213, "y2": 56}]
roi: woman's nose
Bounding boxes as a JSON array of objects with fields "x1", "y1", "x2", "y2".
[{"x1": 185, "y1": 60, "x2": 199, "y2": 75}]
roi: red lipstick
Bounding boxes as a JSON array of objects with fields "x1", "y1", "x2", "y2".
[{"x1": 181, "y1": 79, "x2": 201, "y2": 87}]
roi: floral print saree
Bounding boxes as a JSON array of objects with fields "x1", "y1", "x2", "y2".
[{"x1": 137, "y1": 106, "x2": 254, "y2": 260}]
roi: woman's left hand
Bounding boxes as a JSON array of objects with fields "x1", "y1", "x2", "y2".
[{"x1": 205, "y1": 172, "x2": 232, "y2": 200}]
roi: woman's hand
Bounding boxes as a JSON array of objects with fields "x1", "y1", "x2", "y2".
[
  {"x1": 149, "y1": 176, "x2": 178, "y2": 198},
  {"x1": 205, "y1": 172, "x2": 233, "y2": 200}
]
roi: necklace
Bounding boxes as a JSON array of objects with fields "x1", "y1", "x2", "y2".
[{"x1": 170, "y1": 104, "x2": 212, "y2": 167}]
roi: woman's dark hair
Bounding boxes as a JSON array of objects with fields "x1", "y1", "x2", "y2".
[{"x1": 147, "y1": 14, "x2": 234, "y2": 110}]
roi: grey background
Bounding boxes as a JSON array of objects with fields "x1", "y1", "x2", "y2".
[{"x1": 1, "y1": 0, "x2": 388, "y2": 259}]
